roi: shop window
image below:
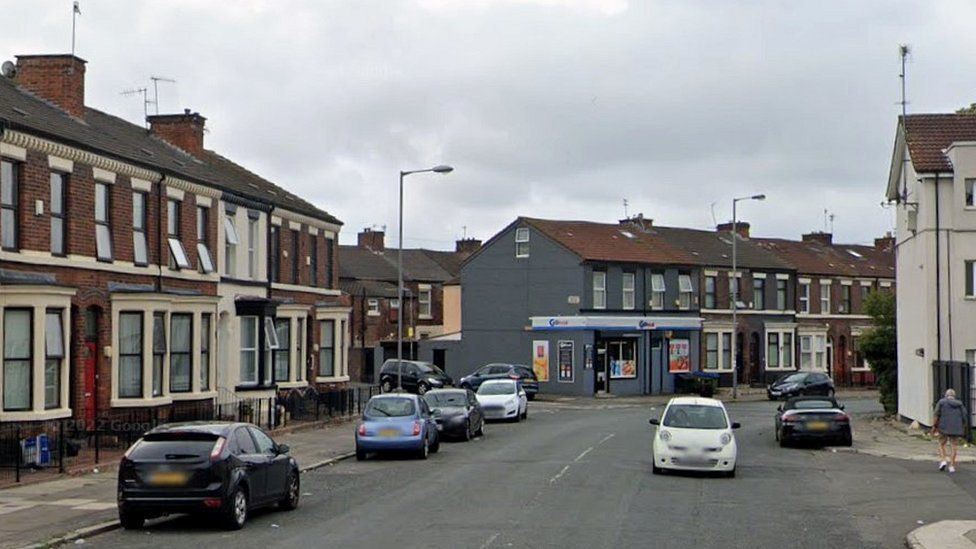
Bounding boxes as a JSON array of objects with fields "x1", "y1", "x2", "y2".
[{"x1": 606, "y1": 339, "x2": 636, "y2": 379}]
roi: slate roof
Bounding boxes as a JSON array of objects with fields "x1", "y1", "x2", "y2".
[
  {"x1": 522, "y1": 218, "x2": 697, "y2": 265},
  {"x1": 902, "y1": 114, "x2": 976, "y2": 173},
  {"x1": 338, "y1": 246, "x2": 459, "y2": 284},
  {"x1": 339, "y1": 279, "x2": 401, "y2": 298},
  {"x1": 754, "y1": 238, "x2": 895, "y2": 278},
  {"x1": 0, "y1": 74, "x2": 340, "y2": 224},
  {"x1": 648, "y1": 225, "x2": 792, "y2": 270}
]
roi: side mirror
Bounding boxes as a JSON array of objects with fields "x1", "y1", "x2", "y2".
[
  {"x1": 839, "y1": 405, "x2": 845, "y2": 410},
  {"x1": 277, "y1": 444, "x2": 290, "y2": 454},
  {"x1": 731, "y1": 422, "x2": 741, "y2": 429},
  {"x1": 649, "y1": 418, "x2": 660, "y2": 426},
  {"x1": 776, "y1": 405, "x2": 782, "y2": 412}
]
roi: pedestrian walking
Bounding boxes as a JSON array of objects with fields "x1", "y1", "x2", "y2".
[{"x1": 932, "y1": 388, "x2": 968, "y2": 473}]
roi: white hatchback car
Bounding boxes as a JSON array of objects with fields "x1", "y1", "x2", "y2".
[
  {"x1": 476, "y1": 379, "x2": 528, "y2": 422},
  {"x1": 650, "y1": 397, "x2": 739, "y2": 477}
]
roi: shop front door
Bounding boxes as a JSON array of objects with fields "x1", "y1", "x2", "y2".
[{"x1": 595, "y1": 343, "x2": 608, "y2": 393}]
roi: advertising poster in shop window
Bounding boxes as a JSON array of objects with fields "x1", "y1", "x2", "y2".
[
  {"x1": 557, "y1": 340, "x2": 574, "y2": 382},
  {"x1": 668, "y1": 339, "x2": 691, "y2": 373},
  {"x1": 532, "y1": 340, "x2": 550, "y2": 382}
]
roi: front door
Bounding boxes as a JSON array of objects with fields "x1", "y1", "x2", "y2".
[
  {"x1": 595, "y1": 343, "x2": 608, "y2": 393},
  {"x1": 749, "y1": 332, "x2": 761, "y2": 386},
  {"x1": 433, "y1": 349, "x2": 446, "y2": 370},
  {"x1": 363, "y1": 348, "x2": 375, "y2": 383},
  {"x1": 83, "y1": 307, "x2": 100, "y2": 429}
]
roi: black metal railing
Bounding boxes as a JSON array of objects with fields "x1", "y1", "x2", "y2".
[{"x1": 280, "y1": 385, "x2": 380, "y2": 423}]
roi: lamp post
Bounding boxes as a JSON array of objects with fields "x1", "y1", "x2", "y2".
[
  {"x1": 731, "y1": 193, "x2": 765, "y2": 400},
  {"x1": 397, "y1": 165, "x2": 453, "y2": 391}
]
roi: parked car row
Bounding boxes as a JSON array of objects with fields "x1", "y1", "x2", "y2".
[
  {"x1": 355, "y1": 379, "x2": 530, "y2": 461},
  {"x1": 377, "y1": 359, "x2": 541, "y2": 400}
]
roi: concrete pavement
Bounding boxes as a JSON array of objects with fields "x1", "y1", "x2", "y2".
[{"x1": 1, "y1": 420, "x2": 359, "y2": 549}]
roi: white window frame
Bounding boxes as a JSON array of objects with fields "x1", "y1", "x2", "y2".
[
  {"x1": 239, "y1": 316, "x2": 259, "y2": 385},
  {"x1": 852, "y1": 335, "x2": 871, "y2": 372},
  {"x1": 650, "y1": 273, "x2": 665, "y2": 310},
  {"x1": 704, "y1": 275, "x2": 716, "y2": 309},
  {"x1": 515, "y1": 227, "x2": 530, "y2": 258},
  {"x1": 968, "y1": 179, "x2": 976, "y2": 208},
  {"x1": 95, "y1": 182, "x2": 113, "y2": 261},
  {"x1": 418, "y1": 285, "x2": 433, "y2": 319},
  {"x1": 703, "y1": 330, "x2": 734, "y2": 372},
  {"x1": 765, "y1": 330, "x2": 794, "y2": 371},
  {"x1": 678, "y1": 274, "x2": 693, "y2": 310},
  {"x1": 367, "y1": 299, "x2": 380, "y2": 316},
  {"x1": 799, "y1": 334, "x2": 827, "y2": 371},
  {"x1": 224, "y1": 214, "x2": 238, "y2": 277},
  {"x1": 799, "y1": 281, "x2": 810, "y2": 313},
  {"x1": 820, "y1": 281, "x2": 831, "y2": 314},
  {"x1": 752, "y1": 275, "x2": 765, "y2": 310},
  {"x1": 622, "y1": 273, "x2": 635, "y2": 310},
  {"x1": 248, "y1": 217, "x2": 259, "y2": 279},
  {"x1": 593, "y1": 272, "x2": 607, "y2": 309}
]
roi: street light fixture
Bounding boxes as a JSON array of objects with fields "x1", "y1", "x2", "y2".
[
  {"x1": 731, "y1": 193, "x2": 766, "y2": 400},
  {"x1": 396, "y1": 165, "x2": 454, "y2": 391}
]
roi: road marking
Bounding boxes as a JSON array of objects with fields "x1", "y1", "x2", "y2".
[
  {"x1": 574, "y1": 447, "x2": 594, "y2": 462},
  {"x1": 598, "y1": 433, "x2": 616, "y2": 445},
  {"x1": 480, "y1": 532, "x2": 500, "y2": 549},
  {"x1": 549, "y1": 465, "x2": 571, "y2": 484}
]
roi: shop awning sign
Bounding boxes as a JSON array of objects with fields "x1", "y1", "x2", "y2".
[{"x1": 529, "y1": 316, "x2": 702, "y2": 332}]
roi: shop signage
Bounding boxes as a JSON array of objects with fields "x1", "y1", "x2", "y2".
[
  {"x1": 558, "y1": 340, "x2": 574, "y2": 383},
  {"x1": 668, "y1": 339, "x2": 691, "y2": 373},
  {"x1": 530, "y1": 316, "x2": 702, "y2": 332},
  {"x1": 532, "y1": 340, "x2": 550, "y2": 382}
]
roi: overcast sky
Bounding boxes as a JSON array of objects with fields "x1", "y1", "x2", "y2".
[{"x1": 4, "y1": 0, "x2": 975, "y2": 248}]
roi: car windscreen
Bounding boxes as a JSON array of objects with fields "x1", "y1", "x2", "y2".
[
  {"x1": 365, "y1": 398, "x2": 416, "y2": 418},
  {"x1": 424, "y1": 392, "x2": 467, "y2": 407},
  {"x1": 514, "y1": 366, "x2": 536, "y2": 379},
  {"x1": 478, "y1": 382, "x2": 516, "y2": 395},
  {"x1": 791, "y1": 400, "x2": 836, "y2": 410},
  {"x1": 129, "y1": 433, "x2": 219, "y2": 460},
  {"x1": 417, "y1": 362, "x2": 445, "y2": 375},
  {"x1": 780, "y1": 373, "x2": 807, "y2": 384},
  {"x1": 662, "y1": 404, "x2": 728, "y2": 429}
]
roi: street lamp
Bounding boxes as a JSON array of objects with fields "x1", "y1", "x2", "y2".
[
  {"x1": 731, "y1": 193, "x2": 765, "y2": 400},
  {"x1": 397, "y1": 165, "x2": 454, "y2": 391}
]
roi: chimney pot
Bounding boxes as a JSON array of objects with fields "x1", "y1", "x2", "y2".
[
  {"x1": 358, "y1": 228, "x2": 385, "y2": 251},
  {"x1": 14, "y1": 54, "x2": 87, "y2": 119},
  {"x1": 455, "y1": 238, "x2": 482, "y2": 258},
  {"x1": 874, "y1": 233, "x2": 895, "y2": 251}
]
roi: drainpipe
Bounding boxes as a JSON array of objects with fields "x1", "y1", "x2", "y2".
[
  {"x1": 360, "y1": 287, "x2": 367, "y2": 382},
  {"x1": 935, "y1": 173, "x2": 942, "y2": 363},
  {"x1": 266, "y1": 205, "x2": 275, "y2": 298},
  {"x1": 156, "y1": 177, "x2": 166, "y2": 293}
]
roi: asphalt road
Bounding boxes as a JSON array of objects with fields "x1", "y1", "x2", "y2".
[{"x1": 81, "y1": 397, "x2": 976, "y2": 549}]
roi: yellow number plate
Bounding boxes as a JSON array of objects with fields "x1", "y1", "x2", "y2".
[
  {"x1": 379, "y1": 429, "x2": 400, "y2": 438},
  {"x1": 149, "y1": 471, "x2": 188, "y2": 486},
  {"x1": 807, "y1": 421, "x2": 829, "y2": 431}
]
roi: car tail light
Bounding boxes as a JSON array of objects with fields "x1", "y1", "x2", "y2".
[
  {"x1": 358, "y1": 424, "x2": 368, "y2": 436},
  {"x1": 203, "y1": 498, "x2": 222, "y2": 509},
  {"x1": 832, "y1": 414, "x2": 850, "y2": 422},
  {"x1": 412, "y1": 421, "x2": 422, "y2": 436},
  {"x1": 210, "y1": 437, "x2": 226, "y2": 462},
  {"x1": 782, "y1": 413, "x2": 799, "y2": 423},
  {"x1": 509, "y1": 374, "x2": 520, "y2": 380}
]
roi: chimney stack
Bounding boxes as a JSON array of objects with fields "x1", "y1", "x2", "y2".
[
  {"x1": 14, "y1": 54, "x2": 87, "y2": 119},
  {"x1": 455, "y1": 238, "x2": 482, "y2": 259},
  {"x1": 802, "y1": 232, "x2": 833, "y2": 246},
  {"x1": 358, "y1": 228, "x2": 385, "y2": 251},
  {"x1": 874, "y1": 232, "x2": 895, "y2": 252},
  {"x1": 147, "y1": 109, "x2": 207, "y2": 157},
  {"x1": 717, "y1": 221, "x2": 750, "y2": 239},
  {"x1": 618, "y1": 213, "x2": 653, "y2": 232}
]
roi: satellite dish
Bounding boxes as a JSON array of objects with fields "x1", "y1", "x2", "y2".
[{"x1": 1, "y1": 61, "x2": 15, "y2": 78}]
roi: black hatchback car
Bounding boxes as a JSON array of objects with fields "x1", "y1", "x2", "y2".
[
  {"x1": 117, "y1": 422, "x2": 300, "y2": 530},
  {"x1": 459, "y1": 363, "x2": 539, "y2": 400},
  {"x1": 424, "y1": 388, "x2": 486, "y2": 441},
  {"x1": 379, "y1": 360, "x2": 454, "y2": 395},
  {"x1": 767, "y1": 371, "x2": 834, "y2": 400}
]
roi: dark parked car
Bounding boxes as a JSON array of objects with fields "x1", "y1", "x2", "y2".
[
  {"x1": 775, "y1": 396, "x2": 852, "y2": 447},
  {"x1": 424, "y1": 388, "x2": 486, "y2": 441},
  {"x1": 117, "y1": 422, "x2": 299, "y2": 530},
  {"x1": 379, "y1": 359, "x2": 453, "y2": 395},
  {"x1": 460, "y1": 363, "x2": 539, "y2": 400},
  {"x1": 767, "y1": 371, "x2": 834, "y2": 400}
]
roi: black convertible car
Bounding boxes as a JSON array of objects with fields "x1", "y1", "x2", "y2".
[
  {"x1": 775, "y1": 396, "x2": 852, "y2": 447},
  {"x1": 424, "y1": 388, "x2": 486, "y2": 441},
  {"x1": 117, "y1": 422, "x2": 300, "y2": 530}
]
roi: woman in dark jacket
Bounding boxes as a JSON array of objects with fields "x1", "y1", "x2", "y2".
[{"x1": 932, "y1": 389, "x2": 968, "y2": 474}]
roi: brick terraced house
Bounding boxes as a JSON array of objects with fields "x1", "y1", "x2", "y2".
[{"x1": 0, "y1": 53, "x2": 348, "y2": 428}]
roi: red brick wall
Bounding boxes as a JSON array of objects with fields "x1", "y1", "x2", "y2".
[{"x1": 14, "y1": 55, "x2": 86, "y2": 119}]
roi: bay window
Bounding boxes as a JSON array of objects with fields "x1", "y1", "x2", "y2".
[
  {"x1": 240, "y1": 316, "x2": 258, "y2": 384},
  {"x1": 296, "y1": 318, "x2": 305, "y2": 381},
  {"x1": 118, "y1": 312, "x2": 143, "y2": 398},
  {"x1": 200, "y1": 313, "x2": 211, "y2": 391},
  {"x1": 703, "y1": 331, "x2": 733, "y2": 371},
  {"x1": 799, "y1": 334, "x2": 827, "y2": 370},
  {"x1": 3, "y1": 309, "x2": 31, "y2": 411},
  {"x1": 152, "y1": 313, "x2": 166, "y2": 397},
  {"x1": 274, "y1": 318, "x2": 291, "y2": 382},
  {"x1": 169, "y1": 314, "x2": 192, "y2": 393},
  {"x1": 44, "y1": 310, "x2": 64, "y2": 409},
  {"x1": 766, "y1": 330, "x2": 794, "y2": 370},
  {"x1": 320, "y1": 320, "x2": 335, "y2": 377}
]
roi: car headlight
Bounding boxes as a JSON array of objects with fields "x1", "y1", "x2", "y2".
[
  {"x1": 507, "y1": 398, "x2": 518, "y2": 408},
  {"x1": 720, "y1": 433, "x2": 732, "y2": 446},
  {"x1": 659, "y1": 430, "x2": 672, "y2": 442}
]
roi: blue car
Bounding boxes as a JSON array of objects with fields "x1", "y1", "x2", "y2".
[{"x1": 355, "y1": 394, "x2": 440, "y2": 460}]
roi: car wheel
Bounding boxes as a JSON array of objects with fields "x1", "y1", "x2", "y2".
[
  {"x1": 652, "y1": 462, "x2": 663, "y2": 475},
  {"x1": 381, "y1": 379, "x2": 393, "y2": 393},
  {"x1": 476, "y1": 420, "x2": 485, "y2": 437},
  {"x1": 774, "y1": 428, "x2": 779, "y2": 442},
  {"x1": 431, "y1": 433, "x2": 440, "y2": 454},
  {"x1": 514, "y1": 410, "x2": 521, "y2": 423},
  {"x1": 119, "y1": 509, "x2": 145, "y2": 530},
  {"x1": 418, "y1": 437, "x2": 430, "y2": 460},
  {"x1": 522, "y1": 407, "x2": 528, "y2": 420},
  {"x1": 417, "y1": 382, "x2": 430, "y2": 395},
  {"x1": 356, "y1": 447, "x2": 367, "y2": 461},
  {"x1": 223, "y1": 486, "x2": 248, "y2": 530},
  {"x1": 280, "y1": 471, "x2": 300, "y2": 511},
  {"x1": 463, "y1": 420, "x2": 472, "y2": 441},
  {"x1": 842, "y1": 433, "x2": 853, "y2": 447},
  {"x1": 526, "y1": 393, "x2": 535, "y2": 401},
  {"x1": 725, "y1": 467, "x2": 736, "y2": 478},
  {"x1": 779, "y1": 436, "x2": 789, "y2": 448}
]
